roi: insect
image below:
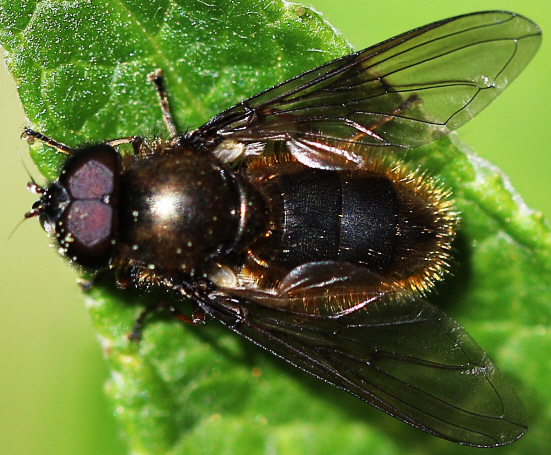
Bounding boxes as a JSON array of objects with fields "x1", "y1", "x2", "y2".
[{"x1": 24, "y1": 11, "x2": 540, "y2": 447}]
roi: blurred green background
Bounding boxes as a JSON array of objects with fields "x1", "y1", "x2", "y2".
[{"x1": 0, "y1": 1, "x2": 549, "y2": 454}]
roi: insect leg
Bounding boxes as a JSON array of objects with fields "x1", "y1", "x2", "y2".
[
  {"x1": 162, "y1": 301, "x2": 206, "y2": 325},
  {"x1": 21, "y1": 128, "x2": 74, "y2": 155},
  {"x1": 148, "y1": 69, "x2": 178, "y2": 137},
  {"x1": 128, "y1": 302, "x2": 161, "y2": 341},
  {"x1": 128, "y1": 301, "x2": 206, "y2": 341},
  {"x1": 106, "y1": 136, "x2": 148, "y2": 155}
]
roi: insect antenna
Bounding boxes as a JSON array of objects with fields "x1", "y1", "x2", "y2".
[{"x1": 7, "y1": 152, "x2": 45, "y2": 240}]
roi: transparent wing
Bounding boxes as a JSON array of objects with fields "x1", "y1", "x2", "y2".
[
  {"x1": 202, "y1": 293, "x2": 527, "y2": 447},
  {"x1": 194, "y1": 11, "x2": 540, "y2": 167}
]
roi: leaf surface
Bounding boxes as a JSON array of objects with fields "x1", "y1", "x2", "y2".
[{"x1": 1, "y1": 1, "x2": 550, "y2": 453}]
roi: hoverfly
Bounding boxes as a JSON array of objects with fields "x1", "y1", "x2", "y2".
[{"x1": 25, "y1": 11, "x2": 540, "y2": 446}]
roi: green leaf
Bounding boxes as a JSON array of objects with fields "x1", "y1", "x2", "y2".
[{"x1": 2, "y1": 1, "x2": 550, "y2": 454}]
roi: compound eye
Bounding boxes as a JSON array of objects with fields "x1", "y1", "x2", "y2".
[
  {"x1": 60, "y1": 144, "x2": 118, "y2": 197},
  {"x1": 60, "y1": 200, "x2": 114, "y2": 268},
  {"x1": 56, "y1": 144, "x2": 119, "y2": 268}
]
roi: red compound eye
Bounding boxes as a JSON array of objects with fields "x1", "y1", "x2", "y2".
[{"x1": 56, "y1": 144, "x2": 119, "y2": 268}]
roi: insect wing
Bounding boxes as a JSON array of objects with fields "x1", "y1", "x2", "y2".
[
  {"x1": 203, "y1": 294, "x2": 527, "y2": 446},
  {"x1": 197, "y1": 11, "x2": 540, "y2": 168}
]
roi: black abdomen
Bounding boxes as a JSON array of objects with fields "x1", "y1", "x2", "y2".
[{"x1": 275, "y1": 169, "x2": 399, "y2": 274}]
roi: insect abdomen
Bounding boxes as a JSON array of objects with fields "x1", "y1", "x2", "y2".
[
  {"x1": 276, "y1": 169, "x2": 399, "y2": 274},
  {"x1": 247, "y1": 162, "x2": 456, "y2": 295}
]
